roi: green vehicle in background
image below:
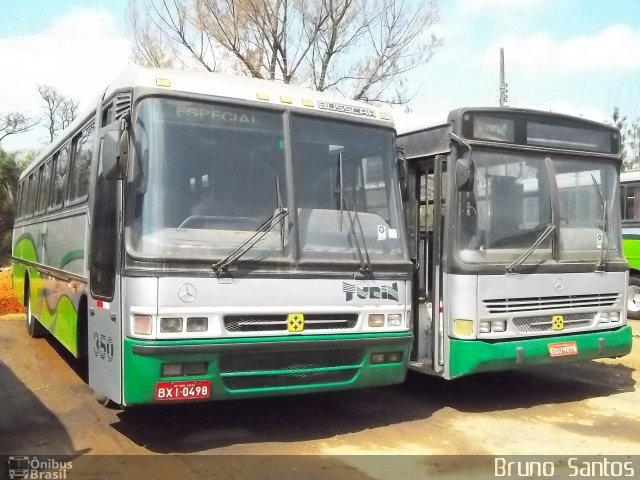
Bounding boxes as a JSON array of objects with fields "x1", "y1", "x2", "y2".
[{"x1": 620, "y1": 170, "x2": 640, "y2": 318}]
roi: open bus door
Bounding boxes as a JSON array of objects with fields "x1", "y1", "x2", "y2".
[{"x1": 407, "y1": 155, "x2": 446, "y2": 375}]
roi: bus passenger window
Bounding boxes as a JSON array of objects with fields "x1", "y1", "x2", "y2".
[
  {"x1": 50, "y1": 147, "x2": 70, "y2": 210},
  {"x1": 68, "y1": 124, "x2": 94, "y2": 203},
  {"x1": 36, "y1": 161, "x2": 52, "y2": 214}
]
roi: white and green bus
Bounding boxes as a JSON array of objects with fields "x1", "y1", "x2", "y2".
[
  {"x1": 12, "y1": 68, "x2": 413, "y2": 406},
  {"x1": 396, "y1": 107, "x2": 632, "y2": 378},
  {"x1": 620, "y1": 169, "x2": 640, "y2": 318}
]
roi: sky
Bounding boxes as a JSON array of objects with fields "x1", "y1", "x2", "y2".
[{"x1": 1, "y1": 0, "x2": 640, "y2": 152}]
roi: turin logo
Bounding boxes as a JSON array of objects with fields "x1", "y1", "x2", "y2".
[{"x1": 342, "y1": 282, "x2": 399, "y2": 302}]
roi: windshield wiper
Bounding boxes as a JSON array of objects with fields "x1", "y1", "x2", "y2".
[
  {"x1": 590, "y1": 174, "x2": 610, "y2": 270},
  {"x1": 212, "y1": 208, "x2": 288, "y2": 277},
  {"x1": 506, "y1": 224, "x2": 556, "y2": 274},
  {"x1": 342, "y1": 196, "x2": 373, "y2": 275}
]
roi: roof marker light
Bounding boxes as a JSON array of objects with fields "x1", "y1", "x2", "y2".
[
  {"x1": 256, "y1": 92, "x2": 270, "y2": 101},
  {"x1": 156, "y1": 78, "x2": 171, "y2": 87},
  {"x1": 280, "y1": 95, "x2": 293, "y2": 104},
  {"x1": 302, "y1": 98, "x2": 314, "y2": 107}
]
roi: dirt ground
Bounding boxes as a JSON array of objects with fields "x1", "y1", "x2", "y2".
[
  {"x1": 1, "y1": 269, "x2": 639, "y2": 479},
  {"x1": 0, "y1": 268, "x2": 24, "y2": 315}
]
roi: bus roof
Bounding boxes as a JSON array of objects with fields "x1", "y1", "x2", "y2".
[
  {"x1": 105, "y1": 67, "x2": 393, "y2": 123},
  {"x1": 395, "y1": 106, "x2": 617, "y2": 136},
  {"x1": 20, "y1": 67, "x2": 393, "y2": 179}
]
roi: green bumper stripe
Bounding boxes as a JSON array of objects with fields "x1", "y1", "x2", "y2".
[
  {"x1": 123, "y1": 333, "x2": 412, "y2": 406},
  {"x1": 221, "y1": 364, "x2": 363, "y2": 377},
  {"x1": 449, "y1": 326, "x2": 633, "y2": 379}
]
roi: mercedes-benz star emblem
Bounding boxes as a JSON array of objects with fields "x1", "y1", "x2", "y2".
[
  {"x1": 178, "y1": 283, "x2": 197, "y2": 302},
  {"x1": 553, "y1": 278, "x2": 564, "y2": 292}
]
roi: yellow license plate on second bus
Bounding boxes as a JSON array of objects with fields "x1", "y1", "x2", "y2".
[{"x1": 548, "y1": 341, "x2": 578, "y2": 358}]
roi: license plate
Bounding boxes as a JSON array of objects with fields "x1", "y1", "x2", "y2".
[
  {"x1": 548, "y1": 341, "x2": 578, "y2": 358},
  {"x1": 155, "y1": 380, "x2": 211, "y2": 401}
]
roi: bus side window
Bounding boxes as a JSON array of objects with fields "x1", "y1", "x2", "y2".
[
  {"x1": 16, "y1": 183, "x2": 24, "y2": 219},
  {"x1": 36, "y1": 160, "x2": 53, "y2": 215},
  {"x1": 49, "y1": 146, "x2": 70, "y2": 211},
  {"x1": 25, "y1": 171, "x2": 40, "y2": 218},
  {"x1": 632, "y1": 185, "x2": 640, "y2": 221},
  {"x1": 68, "y1": 123, "x2": 94, "y2": 203}
]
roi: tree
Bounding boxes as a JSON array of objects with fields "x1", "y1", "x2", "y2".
[
  {"x1": 38, "y1": 85, "x2": 79, "y2": 143},
  {"x1": 128, "y1": 0, "x2": 442, "y2": 104},
  {"x1": 0, "y1": 112, "x2": 38, "y2": 144},
  {"x1": 0, "y1": 148, "x2": 23, "y2": 265},
  {"x1": 611, "y1": 107, "x2": 640, "y2": 171}
]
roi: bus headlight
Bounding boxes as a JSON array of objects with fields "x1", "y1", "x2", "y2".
[
  {"x1": 479, "y1": 321, "x2": 491, "y2": 333},
  {"x1": 133, "y1": 315, "x2": 153, "y2": 335},
  {"x1": 160, "y1": 317, "x2": 183, "y2": 333},
  {"x1": 609, "y1": 312, "x2": 619, "y2": 323},
  {"x1": 599, "y1": 313, "x2": 610, "y2": 324},
  {"x1": 491, "y1": 320, "x2": 507, "y2": 332},
  {"x1": 387, "y1": 314, "x2": 403, "y2": 327},
  {"x1": 368, "y1": 314, "x2": 385, "y2": 327},
  {"x1": 187, "y1": 317, "x2": 208, "y2": 332}
]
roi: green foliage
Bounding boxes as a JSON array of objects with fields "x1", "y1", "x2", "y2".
[
  {"x1": 0, "y1": 148, "x2": 24, "y2": 265},
  {"x1": 611, "y1": 107, "x2": 640, "y2": 172}
]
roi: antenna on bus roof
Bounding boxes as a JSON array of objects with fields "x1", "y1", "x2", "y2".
[{"x1": 499, "y1": 47, "x2": 509, "y2": 107}]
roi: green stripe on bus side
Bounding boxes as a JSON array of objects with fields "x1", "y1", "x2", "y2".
[
  {"x1": 59, "y1": 250, "x2": 85, "y2": 270},
  {"x1": 36, "y1": 294, "x2": 79, "y2": 356},
  {"x1": 622, "y1": 238, "x2": 640, "y2": 271},
  {"x1": 13, "y1": 235, "x2": 79, "y2": 357},
  {"x1": 12, "y1": 235, "x2": 41, "y2": 306},
  {"x1": 14, "y1": 233, "x2": 39, "y2": 263}
]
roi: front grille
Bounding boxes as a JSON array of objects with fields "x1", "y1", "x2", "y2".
[
  {"x1": 484, "y1": 293, "x2": 620, "y2": 313},
  {"x1": 219, "y1": 349, "x2": 363, "y2": 373},
  {"x1": 223, "y1": 314, "x2": 358, "y2": 332},
  {"x1": 222, "y1": 369, "x2": 358, "y2": 390},
  {"x1": 512, "y1": 313, "x2": 595, "y2": 333},
  {"x1": 219, "y1": 348, "x2": 363, "y2": 391}
]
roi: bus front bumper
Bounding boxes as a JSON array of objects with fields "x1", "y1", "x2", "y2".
[
  {"x1": 123, "y1": 332, "x2": 412, "y2": 406},
  {"x1": 448, "y1": 326, "x2": 633, "y2": 379}
]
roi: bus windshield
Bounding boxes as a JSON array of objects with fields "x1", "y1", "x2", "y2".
[
  {"x1": 456, "y1": 150, "x2": 622, "y2": 265},
  {"x1": 127, "y1": 97, "x2": 405, "y2": 265}
]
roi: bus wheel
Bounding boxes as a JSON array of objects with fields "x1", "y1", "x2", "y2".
[
  {"x1": 627, "y1": 276, "x2": 640, "y2": 320},
  {"x1": 25, "y1": 283, "x2": 46, "y2": 338}
]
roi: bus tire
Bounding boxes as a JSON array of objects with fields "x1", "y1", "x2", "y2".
[
  {"x1": 627, "y1": 276, "x2": 640, "y2": 320},
  {"x1": 25, "y1": 281, "x2": 46, "y2": 338}
]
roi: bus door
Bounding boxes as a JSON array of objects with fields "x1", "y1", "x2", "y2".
[
  {"x1": 409, "y1": 155, "x2": 446, "y2": 373},
  {"x1": 86, "y1": 120, "x2": 124, "y2": 405}
]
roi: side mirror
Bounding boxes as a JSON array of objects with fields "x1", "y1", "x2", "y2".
[
  {"x1": 101, "y1": 117, "x2": 129, "y2": 180},
  {"x1": 397, "y1": 147, "x2": 409, "y2": 200},
  {"x1": 450, "y1": 132, "x2": 474, "y2": 191}
]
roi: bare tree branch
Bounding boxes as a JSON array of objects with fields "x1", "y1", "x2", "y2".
[
  {"x1": 127, "y1": 0, "x2": 441, "y2": 105},
  {"x1": 0, "y1": 112, "x2": 39, "y2": 143},
  {"x1": 37, "y1": 85, "x2": 79, "y2": 143}
]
